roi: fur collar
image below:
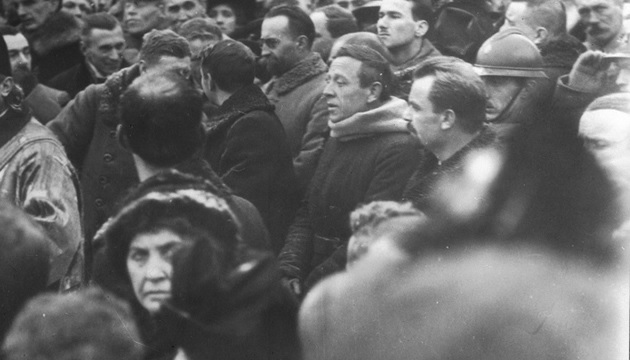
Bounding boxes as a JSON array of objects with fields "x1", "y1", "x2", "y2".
[
  {"x1": 205, "y1": 85, "x2": 275, "y2": 134},
  {"x1": 23, "y1": 11, "x2": 81, "y2": 56},
  {"x1": 267, "y1": 52, "x2": 327, "y2": 96},
  {"x1": 328, "y1": 97, "x2": 409, "y2": 140},
  {"x1": 393, "y1": 39, "x2": 441, "y2": 77},
  {"x1": 439, "y1": 125, "x2": 496, "y2": 168},
  {"x1": 98, "y1": 63, "x2": 142, "y2": 127}
]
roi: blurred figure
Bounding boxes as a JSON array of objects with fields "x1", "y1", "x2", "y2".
[
  {"x1": 346, "y1": 201, "x2": 422, "y2": 267},
  {"x1": 165, "y1": 0, "x2": 205, "y2": 32},
  {"x1": 278, "y1": 45, "x2": 421, "y2": 295},
  {"x1": 377, "y1": 0, "x2": 440, "y2": 99},
  {"x1": 0, "y1": 26, "x2": 71, "y2": 124},
  {"x1": 61, "y1": 0, "x2": 92, "y2": 20},
  {"x1": 208, "y1": 0, "x2": 257, "y2": 37},
  {"x1": 177, "y1": 17, "x2": 222, "y2": 87},
  {"x1": 49, "y1": 13, "x2": 126, "y2": 98},
  {"x1": 158, "y1": 228, "x2": 301, "y2": 360},
  {"x1": 0, "y1": 201, "x2": 51, "y2": 341},
  {"x1": 474, "y1": 28, "x2": 551, "y2": 140},
  {"x1": 3, "y1": 288, "x2": 144, "y2": 360},
  {"x1": 17, "y1": 0, "x2": 84, "y2": 82},
  {"x1": 403, "y1": 56, "x2": 496, "y2": 213},
  {"x1": 577, "y1": 0, "x2": 626, "y2": 52},
  {"x1": 123, "y1": 0, "x2": 170, "y2": 63},
  {"x1": 260, "y1": 5, "x2": 329, "y2": 193},
  {"x1": 199, "y1": 39, "x2": 298, "y2": 253},
  {"x1": 0, "y1": 36, "x2": 83, "y2": 291},
  {"x1": 310, "y1": 5, "x2": 358, "y2": 61},
  {"x1": 48, "y1": 29, "x2": 191, "y2": 247}
]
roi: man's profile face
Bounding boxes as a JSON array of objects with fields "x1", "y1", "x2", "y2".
[
  {"x1": 323, "y1": 56, "x2": 372, "y2": 123},
  {"x1": 4, "y1": 33, "x2": 31, "y2": 72},
  {"x1": 124, "y1": 0, "x2": 166, "y2": 36},
  {"x1": 377, "y1": 0, "x2": 419, "y2": 50},
  {"x1": 501, "y1": 2, "x2": 538, "y2": 42},
  {"x1": 17, "y1": 0, "x2": 57, "y2": 32},
  {"x1": 61, "y1": 0, "x2": 91, "y2": 20},
  {"x1": 260, "y1": 15, "x2": 301, "y2": 76},
  {"x1": 165, "y1": 0, "x2": 204, "y2": 31},
  {"x1": 83, "y1": 26, "x2": 125, "y2": 76},
  {"x1": 404, "y1": 75, "x2": 443, "y2": 149},
  {"x1": 482, "y1": 76, "x2": 522, "y2": 122},
  {"x1": 577, "y1": 0, "x2": 623, "y2": 48}
]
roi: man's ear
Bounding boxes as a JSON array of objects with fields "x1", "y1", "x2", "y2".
[
  {"x1": 414, "y1": 20, "x2": 429, "y2": 38},
  {"x1": 367, "y1": 81, "x2": 383, "y2": 104},
  {"x1": 0, "y1": 77, "x2": 15, "y2": 97},
  {"x1": 440, "y1": 109, "x2": 456, "y2": 130},
  {"x1": 116, "y1": 124, "x2": 130, "y2": 150},
  {"x1": 533, "y1": 27, "x2": 548, "y2": 45},
  {"x1": 138, "y1": 60, "x2": 147, "y2": 74},
  {"x1": 296, "y1": 34, "x2": 310, "y2": 51}
]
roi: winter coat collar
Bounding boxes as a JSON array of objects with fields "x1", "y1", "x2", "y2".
[
  {"x1": 22, "y1": 12, "x2": 81, "y2": 56},
  {"x1": 539, "y1": 34, "x2": 586, "y2": 70},
  {"x1": 328, "y1": 97, "x2": 409, "y2": 140},
  {"x1": 206, "y1": 84, "x2": 275, "y2": 134},
  {"x1": 266, "y1": 52, "x2": 327, "y2": 96},
  {"x1": 439, "y1": 125, "x2": 496, "y2": 167},
  {"x1": 393, "y1": 39, "x2": 440, "y2": 77},
  {"x1": 0, "y1": 107, "x2": 31, "y2": 149},
  {"x1": 98, "y1": 63, "x2": 142, "y2": 127}
]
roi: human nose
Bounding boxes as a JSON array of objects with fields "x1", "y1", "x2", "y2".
[
  {"x1": 17, "y1": 53, "x2": 28, "y2": 65},
  {"x1": 17, "y1": 3, "x2": 27, "y2": 16},
  {"x1": 144, "y1": 255, "x2": 169, "y2": 281},
  {"x1": 402, "y1": 107, "x2": 412, "y2": 122},
  {"x1": 322, "y1": 81, "x2": 334, "y2": 97}
]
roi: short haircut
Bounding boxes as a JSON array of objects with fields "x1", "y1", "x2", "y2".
[
  {"x1": 317, "y1": 5, "x2": 358, "y2": 38},
  {"x1": 585, "y1": 93, "x2": 630, "y2": 113},
  {"x1": 266, "y1": 5, "x2": 316, "y2": 48},
  {"x1": 410, "y1": 0, "x2": 434, "y2": 23},
  {"x1": 80, "y1": 12, "x2": 121, "y2": 44},
  {"x1": 139, "y1": 29, "x2": 192, "y2": 65},
  {"x1": 0, "y1": 25, "x2": 19, "y2": 35},
  {"x1": 413, "y1": 56, "x2": 486, "y2": 132},
  {"x1": 177, "y1": 17, "x2": 223, "y2": 41},
  {"x1": 335, "y1": 44, "x2": 394, "y2": 101},
  {"x1": 120, "y1": 71, "x2": 203, "y2": 167},
  {"x1": 525, "y1": 0, "x2": 566, "y2": 38},
  {"x1": 331, "y1": 31, "x2": 393, "y2": 62},
  {"x1": 3, "y1": 288, "x2": 143, "y2": 360},
  {"x1": 200, "y1": 39, "x2": 256, "y2": 92}
]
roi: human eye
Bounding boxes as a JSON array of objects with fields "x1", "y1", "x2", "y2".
[
  {"x1": 208, "y1": 9, "x2": 217, "y2": 17},
  {"x1": 378, "y1": 11, "x2": 385, "y2": 18},
  {"x1": 182, "y1": 1, "x2": 195, "y2": 10},
  {"x1": 128, "y1": 248, "x2": 148, "y2": 264},
  {"x1": 167, "y1": 4, "x2": 179, "y2": 12},
  {"x1": 8, "y1": 50, "x2": 18, "y2": 59}
]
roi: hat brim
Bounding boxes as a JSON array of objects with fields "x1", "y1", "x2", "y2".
[{"x1": 474, "y1": 66, "x2": 548, "y2": 78}]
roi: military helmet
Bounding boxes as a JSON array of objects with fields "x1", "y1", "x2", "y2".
[{"x1": 474, "y1": 28, "x2": 548, "y2": 78}]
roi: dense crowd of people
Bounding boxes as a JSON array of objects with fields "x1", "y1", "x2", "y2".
[{"x1": 0, "y1": 0, "x2": 628, "y2": 358}]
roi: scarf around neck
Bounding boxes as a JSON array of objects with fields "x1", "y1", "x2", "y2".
[{"x1": 328, "y1": 97, "x2": 409, "y2": 139}]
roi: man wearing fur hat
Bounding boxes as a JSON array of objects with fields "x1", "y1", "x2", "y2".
[{"x1": 16, "y1": 0, "x2": 84, "y2": 83}]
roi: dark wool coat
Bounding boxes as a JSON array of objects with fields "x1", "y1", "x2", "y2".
[
  {"x1": 539, "y1": 34, "x2": 586, "y2": 85},
  {"x1": 278, "y1": 106, "x2": 421, "y2": 290},
  {"x1": 22, "y1": 11, "x2": 84, "y2": 84},
  {"x1": 48, "y1": 64, "x2": 142, "y2": 243},
  {"x1": 203, "y1": 84, "x2": 299, "y2": 254},
  {"x1": 48, "y1": 61, "x2": 100, "y2": 99},
  {"x1": 392, "y1": 39, "x2": 441, "y2": 101},
  {"x1": 403, "y1": 126, "x2": 497, "y2": 214}
]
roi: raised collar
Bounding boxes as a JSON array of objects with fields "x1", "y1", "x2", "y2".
[
  {"x1": 328, "y1": 97, "x2": 409, "y2": 140},
  {"x1": 393, "y1": 39, "x2": 440, "y2": 75},
  {"x1": 439, "y1": 126, "x2": 497, "y2": 168},
  {"x1": 266, "y1": 52, "x2": 327, "y2": 96},
  {"x1": 205, "y1": 85, "x2": 275, "y2": 133}
]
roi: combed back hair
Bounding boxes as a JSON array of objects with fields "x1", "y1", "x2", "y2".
[
  {"x1": 120, "y1": 72, "x2": 203, "y2": 167},
  {"x1": 177, "y1": 17, "x2": 222, "y2": 41},
  {"x1": 331, "y1": 32, "x2": 393, "y2": 63},
  {"x1": 410, "y1": 0, "x2": 434, "y2": 24},
  {"x1": 200, "y1": 39, "x2": 256, "y2": 92},
  {"x1": 413, "y1": 56, "x2": 486, "y2": 133},
  {"x1": 317, "y1": 5, "x2": 358, "y2": 38},
  {"x1": 525, "y1": 0, "x2": 566, "y2": 38},
  {"x1": 139, "y1": 29, "x2": 191, "y2": 65},
  {"x1": 81, "y1": 12, "x2": 120, "y2": 43},
  {"x1": 266, "y1": 5, "x2": 316, "y2": 48},
  {"x1": 0, "y1": 25, "x2": 19, "y2": 35},
  {"x1": 335, "y1": 44, "x2": 394, "y2": 101},
  {"x1": 585, "y1": 93, "x2": 630, "y2": 114}
]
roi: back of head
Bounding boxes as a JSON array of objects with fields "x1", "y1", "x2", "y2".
[
  {"x1": 413, "y1": 56, "x2": 487, "y2": 132},
  {"x1": 0, "y1": 201, "x2": 51, "y2": 340},
  {"x1": 318, "y1": 5, "x2": 359, "y2": 38},
  {"x1": 139, "y1": 29, "x2": 191, "y2": 65},
  {"x1": 331, "y1": 31, "x2": 393, "y2": 62},
  {"x1": 200, "y1": 39, "x2": 256, "y2": 92},
  {"x1": 474, "y1": 28, "x2": 547, "y2": 78},
  {"x1": 80, "y1": 12, "x2": 120, "y2": 41},
  {"x1": 177, "y1": 18, "x2": 223, "y2": 41},
  {"x1": 120, "y1": 71, "x2": 203, "y2": 167},
  {"x1": 410, "y1": 0, "x2": 435, "y2": 24},
  {"x1": 526, "y1": 0, "x2": 567, "y2": 40},
  {"x1": 266, "y1": 5, "x2": 316, "y2": 49},
  {"x1": 2, "y1": 288, "x2": 144, "y2": 360},
  {"x1": 335, "y1": 44, "x2": 395, "y2": 101}
]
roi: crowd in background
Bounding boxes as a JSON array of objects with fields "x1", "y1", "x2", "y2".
[{"x1": 0, "y1": 0, "x2": 628, "y2": 359}]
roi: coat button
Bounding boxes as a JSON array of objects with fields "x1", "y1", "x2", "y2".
[
  {"x1": 109, "y1": 130, "x2": 117, "y2": 139},
  {"x1": 103, "y1": 153, "x2": 113, "y2": 162},
  {"x1": 98, "y1": 176, "x2": 108, "y2": 185},
  {"x1": 95, "y1": 198, "x2": 104, "y2": 207}
]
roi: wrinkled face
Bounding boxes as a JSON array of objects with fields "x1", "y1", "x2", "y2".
[
  {"x1": 144, "y1": 55, "x2": 192, "y2": 79},
  {"x1": 208, "y1": 4, "x2": 237, "y2": 36},
  {"x1": 580, "y1": 109, "x2": 630, "y2": 179},
  {"x1": 323, "y1": 56, "x2": 372, "y2": 123},
  {"x1": 83, "y1": 26, "x2": 125, "y2": 76},
  {"x1": 260, "y1": 15, "x2": 301, "y2": 76},
  {"x1": 124, "y1": 0, "x2": 166, "y2": 36},
  {"x1": 127, "y1": 229, "x2": 184, "y2": 314},
  {"x1": 577, "y1": 0, "x2": 623, "y2": 47},
  {"x1": 404, "y1": 76, "x2": 444, "y2": 150},
  {"x1": 377, "y1": 0, "x2": 418, "y2": 51},
  {"x1": 4, "y1": 33, "x2": 31, "y2": 71},
  {"x1": 501, "y1": 2, "x2": 538, "y2": 42},
  {"x1": 61, "y1": 0, "x2": 91, "y2": 19},
  {"x1": 17, "y1": 0, "x2": 57, "y2": 32},
  {"x1": 482, "y1": 76, "x2": 522, "y2": 122},
  {"x1": 311, "y1": 11, "x2": 332, "y2": 40},
  {"x1": 165, "y1": 0, "x2": 204, "y2": 31}
]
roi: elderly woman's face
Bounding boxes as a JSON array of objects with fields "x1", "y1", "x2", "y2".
[
  {"x1": 127, "y1": 229, "x2": 184, "y2": 314},
  {"x1": 208, "y1": 4, "x2": 237, "y2": 35}
]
